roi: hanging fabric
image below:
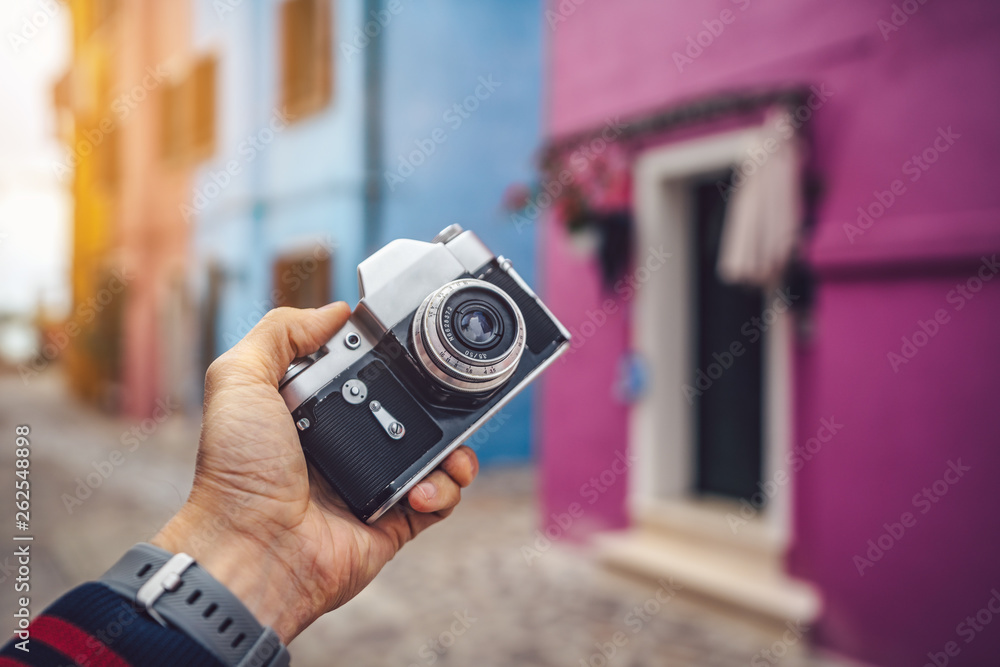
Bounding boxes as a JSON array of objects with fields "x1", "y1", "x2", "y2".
[{"x1": 716, "y1": 107, "x2": 803, "y2": 287}]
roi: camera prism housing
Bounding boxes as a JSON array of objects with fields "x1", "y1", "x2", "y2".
[{"x1": 279, "y1": 225, "x2": 571, "y2": 523}]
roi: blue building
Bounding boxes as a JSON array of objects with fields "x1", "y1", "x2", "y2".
[{"x1": 188, "y1": 0, "x2": 543, "y2": 464}]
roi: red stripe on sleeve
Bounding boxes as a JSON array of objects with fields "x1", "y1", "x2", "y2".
[
  {"x1": 0, "y1": 657, "x2": 28, "y2": 667},
  {"x1": 30, "y1": 616, "x2": 131, "y2": 667}
]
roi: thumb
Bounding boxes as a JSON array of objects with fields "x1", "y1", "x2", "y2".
[{"x1": 228, "y1": 303, "x2": 352, "y2": 385}]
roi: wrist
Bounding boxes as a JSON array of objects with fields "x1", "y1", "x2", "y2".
[{"x1": 151, "y1": 503, "x2": 312, "y2": 644}]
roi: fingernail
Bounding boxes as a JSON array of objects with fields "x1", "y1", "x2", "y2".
[
  {"x1": 319, "y1": 301, "x2": 345, "y2": 311},
  {"x1": 416, "y1": 481, "x2": 436, "y2": 501}
]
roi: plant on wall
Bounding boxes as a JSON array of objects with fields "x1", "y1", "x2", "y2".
[
  {"x1": 505, "y1": 90, "x2": 820, "y2": 293},
  {"x1": 504, "y1": 139, "x2": 635, "y2": 290}
]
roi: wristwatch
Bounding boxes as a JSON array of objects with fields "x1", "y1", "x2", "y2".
[{"x1": 100, "y1": 543, "x2": 291, "y2": 667}]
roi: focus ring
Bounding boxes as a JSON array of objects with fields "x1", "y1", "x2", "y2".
[{"x1": 412, "y1": 279, "x2": 526, "y2": 393}]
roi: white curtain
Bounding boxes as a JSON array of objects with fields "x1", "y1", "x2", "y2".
[{"x1": 717, "y1": 107, "x2": 803, "y2": 287}]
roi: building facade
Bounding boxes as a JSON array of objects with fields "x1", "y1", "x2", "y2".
[
  {"x1": 58, "y1": 0, "x2": 198, "y2": 417},
  {"x1": 537, "y1": 1, "x2": 1000, "y2": 665},
  {"x1": 188, "y1": 0, "x2": 370, "y2": 399},
  {"x1": 189, "y1": 0, "x2": 543, "y2": 463}
]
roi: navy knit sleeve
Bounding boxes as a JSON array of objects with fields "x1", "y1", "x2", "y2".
[{"x1": 0, "y1": 582, "x2": 225, "y2": 667}]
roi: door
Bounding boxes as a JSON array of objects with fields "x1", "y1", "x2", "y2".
[{"x1": 690, "y1": 175, "x2": 764, "y2": 503}]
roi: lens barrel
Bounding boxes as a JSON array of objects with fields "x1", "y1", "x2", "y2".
[{"x1": 411, "y1": 279, "x2": 526, "y2": 393}]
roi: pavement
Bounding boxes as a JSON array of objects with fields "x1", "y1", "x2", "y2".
[{"x1": 0, "y1": 367, "x2": 850, "y2": 666}]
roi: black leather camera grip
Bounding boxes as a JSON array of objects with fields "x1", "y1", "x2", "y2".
[{"x1": 296, "y1": 360, "x2": 443, "y2": 519}]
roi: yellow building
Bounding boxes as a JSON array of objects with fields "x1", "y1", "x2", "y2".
[
  {"x1": 55, "y1": 0, "x2": 212, "y2": 416},
  {"x1": 54, "y1": 0, "x2": 120, "y2": 407}
]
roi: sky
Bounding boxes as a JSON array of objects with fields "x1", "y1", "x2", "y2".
[
  {"x1": 0, "y1": 0, "x2": 71, "y2": 359},
  {"x1": 0, "y1": 0, "x2": 71, "y2": 317}
]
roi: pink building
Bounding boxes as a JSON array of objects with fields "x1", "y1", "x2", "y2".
[{"x1": 537, "y1": 1, "x2": 1000, "y2": 664}]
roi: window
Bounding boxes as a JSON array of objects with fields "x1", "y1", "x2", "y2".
[
  {"x1": 201, "y1": 262, "x2": 225, "y2": 373},
  {"x1": 52, "y1": 70, "x2": 75, "y2": 145},
  {"x1": 53, "y1": 70, "x2": 72, "y2": 111},
  {"x1": 160, "y1": 55, "x2": 217, "y2": 164},
  {"x1": 281, "y1": 0, "x2": 333, "y2": 120},
  {"x1": 92, "y1": 63, "x2": 119, "y2": 192},
  {"x1": 272, "y1": 251, "x2": 333, "y2": 309},
  {"x1": 89, "y1": 0, "x2": 118, "y2": 36},
  {"x1": 160, "y1": 81, "x2": 184, "y2": 162},
  {"x1": 94, "y1": 123, "x2": 120, "y2": 192},
  {"x1": 189, "y1": 56, "x2": 217, "y2": 159}
]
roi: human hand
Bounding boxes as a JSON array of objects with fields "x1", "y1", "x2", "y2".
[{"x1": 151, "y1": 304, "x2": 479, "y2": 643}]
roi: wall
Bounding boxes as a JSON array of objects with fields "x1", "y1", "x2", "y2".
[
  {"x1": 190, "y1": 0, "x2": 368, "y2": 382},
  {"x1": 64, "y1": 0, "x2": 118, "y2": 405},
  {"x1": 189, "y1": 0, "x2": 545, "y2": 465},
  {"x1": 540, "y1": 0, "x2": 1000, "y2": 664},
  {"x1": 81, "y1": 0, "x2": 194, "y2": 418},
  {"x1": 379, "y1": 0, "x2": 543, "y2": 464}
]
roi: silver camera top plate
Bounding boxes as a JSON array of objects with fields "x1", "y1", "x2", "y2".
[
  {"x1": 279, "y1": 227, "x2": 496, "y2": 413},
  {"x1": 356, "y1": 229, "x2": 495, "y2": 332}
]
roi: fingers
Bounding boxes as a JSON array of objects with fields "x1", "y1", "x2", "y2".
[
  {"x1": 217, "y1": 303, "x2": 352, "y2": 386},
  {"x1": 440, "y1": 446, "x2": 478, "y2": 488},
  {"x1": 405, "y1": 447, "x2": 478, "y2": 515},
  {"x1": 407, "y1": 469, "x2": 461, "y2": 514}
]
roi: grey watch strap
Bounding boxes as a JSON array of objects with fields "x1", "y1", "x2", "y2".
[{"x1": 100, "y1": 543, "x2": 290, "y2": 667}]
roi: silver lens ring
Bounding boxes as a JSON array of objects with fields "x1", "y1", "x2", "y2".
[{"x1": 412, "y1": 279, "x2": 526, "y2": 393}]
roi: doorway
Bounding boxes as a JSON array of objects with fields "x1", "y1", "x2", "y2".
[
  {"x1": 690, "y1": 175, "x2": 765, "y2": 505},
  {"x1": 627, "y1": 127, "x2": 793, "y2": 546},
  {"x1": 602, "y1": 126, "x2": 815, "y2": 625}
]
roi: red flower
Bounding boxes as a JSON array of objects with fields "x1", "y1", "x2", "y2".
[{"x1": 501, "y1": 183, "x2": 532, "y2": 212}]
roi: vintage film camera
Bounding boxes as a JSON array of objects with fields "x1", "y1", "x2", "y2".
[{"x1": 279, "y1": 225, "x2": 571, "y2": 523}]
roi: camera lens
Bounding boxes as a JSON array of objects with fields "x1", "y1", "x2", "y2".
[
  {"x1": 451, "y1": 296, "x2": 505, "y2": 352},
  {"x1": 412, "y1": 279, "x2": 526, "y2": 394},
  {"x1": 458, "y1": 309, "x2": 495, "y2": 347}
]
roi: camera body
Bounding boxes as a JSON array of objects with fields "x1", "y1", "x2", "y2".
[{"x1": 279, "y1": 225, "x2": 571, "y2": 523}]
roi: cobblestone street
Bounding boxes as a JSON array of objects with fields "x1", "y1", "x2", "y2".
[{"x1": 0, "y1": 369, "x2": 851, "y2": 667}]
